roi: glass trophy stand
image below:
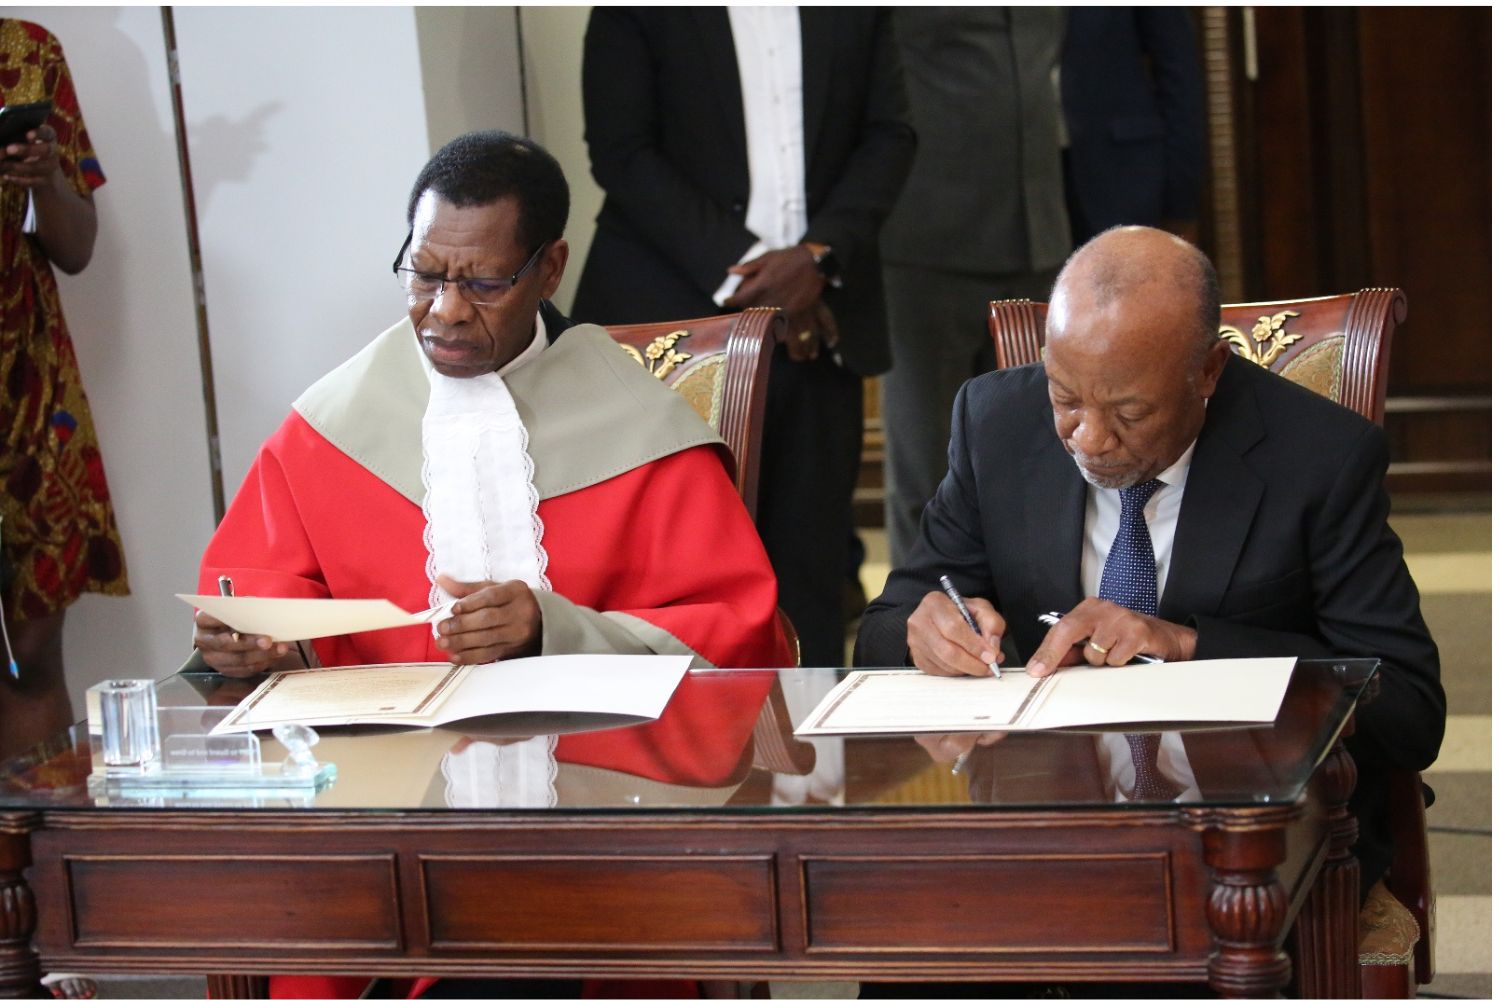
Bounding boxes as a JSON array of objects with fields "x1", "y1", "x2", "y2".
[{"x1": 85, "y1": 679, "x2": 336, "y2": 804}]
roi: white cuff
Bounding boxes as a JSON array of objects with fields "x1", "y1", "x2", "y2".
[{"x1": 713, "y1": 240, "x2": 769, "y2": 307}]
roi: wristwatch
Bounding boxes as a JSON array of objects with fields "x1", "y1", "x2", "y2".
[{"x1": 803, "y1": 242, "x2": 843, "y2": 287}]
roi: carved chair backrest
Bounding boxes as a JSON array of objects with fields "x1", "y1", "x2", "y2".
[
  {"x1": 603, "y1": 308, "x2": 782, "y2": 519},
  {"x1": 604, "y1": 309, "x2": 800, "y2": 667},
  {"x1": 988, "y1": 288, "x2": 1407, "y2": 424}
]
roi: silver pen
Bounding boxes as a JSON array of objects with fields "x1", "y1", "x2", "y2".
[
  {"x1": 938, "y1": 574, "x2": 1002, "y2": 678},
  {"x1": 1037, "y1": 611, "x2": 1163, "y2": 664}
]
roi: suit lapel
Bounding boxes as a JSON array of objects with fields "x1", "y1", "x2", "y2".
[
  {"x1": 798, "y1": 8, "x2": 830, "y2": 164},
  {"x1": 1160, "y1": 361, "x2": 1267, "y2": 622},
  {"x1": 693, "y1": 9, "x2": 748, "y2": 176},
  {"x1": 1024, "y1": 430, "x2": 1087, "y2": 612}
]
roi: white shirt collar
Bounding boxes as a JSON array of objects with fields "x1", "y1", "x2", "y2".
[
  {"x1": 1152, "y1": 439, "x2": 1196, "y2": 489},
  {"x1": 497, "y1": 312, "x2": 548, "y2": 378}
]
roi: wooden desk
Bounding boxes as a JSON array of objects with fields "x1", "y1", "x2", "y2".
[{"x1": 0, "y1": 661, "x2": 1373, "y2": 999}]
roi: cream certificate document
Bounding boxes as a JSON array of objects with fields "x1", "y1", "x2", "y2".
[
  {"x1": 177, "y1": 594, "x2": 453, "y2": 642},
  {"x1": 794, "y1": 657, "x2": 1297, "y2": 736},
  {"x1": 213, "y1": 654, "x2": 692, "y2": 733}
]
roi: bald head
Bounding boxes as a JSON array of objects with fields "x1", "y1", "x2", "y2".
[
  {"x1": 1049, "y1": 226, "x2": 1220, "y2": 362},
  {"x1": 1041, "y1": 227, "x2": 1230, "y2": 490}
]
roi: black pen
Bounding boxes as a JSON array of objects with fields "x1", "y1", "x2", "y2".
[
  {"x1": 1037, "y1": 611, "x2": 1163, "y2": 665},
  {"x1": 938, "y1": 574, "x2": 1002, "y2": 678},
  {"x1": 218, "y1": 574, "x2": 241, "y2": 643}
]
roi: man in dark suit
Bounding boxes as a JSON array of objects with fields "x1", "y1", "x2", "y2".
[
  {"x1": 1060, "y1": 8, "x2": 1206, "y2": 244},
  {"x1": 857, "y1": 226, "x2": 1444, "y2": 892},
  {"x1": 573, "y1": 8, "x2": 915, "y2": 667}
]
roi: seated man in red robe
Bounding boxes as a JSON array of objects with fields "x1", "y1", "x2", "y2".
[{"x1": 193, "y1": 130, "x2": 789, "y2": 678}]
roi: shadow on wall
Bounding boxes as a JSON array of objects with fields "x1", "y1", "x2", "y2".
[{"x1": 185, "y1": 100, "x2": 283, "y2": 213}]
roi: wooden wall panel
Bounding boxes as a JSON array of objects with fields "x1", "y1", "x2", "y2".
[{"x1": 1357, "y1": 9, "x2": 1492, "y2": 393}]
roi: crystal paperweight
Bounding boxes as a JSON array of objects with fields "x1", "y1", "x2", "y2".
[{"x1": 87, "y1": 700, "x2": 336, "y2": 802}]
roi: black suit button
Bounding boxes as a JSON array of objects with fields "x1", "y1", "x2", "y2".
[{"x1": 731, "y1": 199, "x2": 746, "y2": 213}]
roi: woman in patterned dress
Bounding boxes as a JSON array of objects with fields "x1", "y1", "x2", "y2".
[{"x1": 0, "y1": 19, "x2": 128, "y2": 762}]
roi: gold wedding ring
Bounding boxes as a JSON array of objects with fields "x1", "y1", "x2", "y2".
[
  {"x1": 797, "y1": 329, "x2": 814, "y2": 343},
  {"x1": 1087, "y1": 640, "x2": 1110, "y2": 655}
]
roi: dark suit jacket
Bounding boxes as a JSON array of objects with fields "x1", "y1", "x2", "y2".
[
  {"x1": 857, "y1": 357, "x2": 1445, "y2": 884},
  {"x1": 1061, "y1": 7, "x2": 1205, "y2": 235},
  {"x1": 572, "y1": 7, "x2": 915, "y2": 376}
]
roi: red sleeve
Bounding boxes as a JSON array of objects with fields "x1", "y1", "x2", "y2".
[
  {"x1": 198, "y1": 420, "x2": 330, "y2": 601},
  {"x1": 544, "y1": 445, "x2": 794, "y2": 669}
]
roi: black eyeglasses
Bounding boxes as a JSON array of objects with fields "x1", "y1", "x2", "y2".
[{"x1": 392, "y1": 232, "x2": 549, "y2": 306}]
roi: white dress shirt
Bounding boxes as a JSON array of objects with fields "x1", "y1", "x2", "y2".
[
  {"x1": 714, "y1": 6, "x2": 806, "y2": 306},
  {"x1": 1079, "y1": 440, "x2": 1200, "y2": 801}
]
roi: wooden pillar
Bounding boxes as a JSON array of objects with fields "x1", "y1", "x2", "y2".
[{"x1": 0, "y1": 813, "x2": 43, "y2": 1000}]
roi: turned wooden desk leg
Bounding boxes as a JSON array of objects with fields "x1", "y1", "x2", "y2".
[
  {"x1": 1293, "y1": 729, "x2": 1361, "y2": 998},
  {"x1": 206, "y1": 975, "x2": 270, "y2": 999},
  {"x1": 1198, "y1": 814, "x2": 1295, "y2": 998},
  {"x1": 0, "y1": 813, "x2": 43, "y2": 1000}
]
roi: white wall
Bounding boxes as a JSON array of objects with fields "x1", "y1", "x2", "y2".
[
  {"x1": 172, "y1": 7, "x2": 436, "y2": 495},
  {"x1": 9, "y1": 8, "x2": 217, "y2": 707},
  {"x1": 518, "y1": 6, "x2": 601, "y2": 314},
  {"x1": 415, "y1": 7, "x2": 526, "y2": 149}
]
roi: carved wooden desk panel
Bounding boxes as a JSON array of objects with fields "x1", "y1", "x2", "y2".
[{"x1": 0, "y1": 663, "x2": 1372, "y2": 999}]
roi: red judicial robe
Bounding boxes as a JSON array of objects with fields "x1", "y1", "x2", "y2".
[
  {"x1": 199, "y1": 319, "x2": 789, "y2": 671},
  {"x1": 199, "y1": 319, "x2": 791, "y2": 999}
]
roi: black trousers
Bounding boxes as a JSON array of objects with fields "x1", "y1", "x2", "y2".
[{"x1": 755, "y1": 345, "x2": 864, "y2": 668}]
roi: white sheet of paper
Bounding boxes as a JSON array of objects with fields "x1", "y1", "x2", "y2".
[
  {"x1": 1027, "y1": 658, "x2": 1297, "y2": 729},
  {"x1": 426, "y1": 654, "x2": 692, "y2": 725},
  {"x1": 177, "y1": 594, "x2": 451, "y2": 641},
  {"x1": 794, "y1": 657, "x2": 1297, "y2": 736},
  {"x1": 213, "y1": 654, "x2": 692, "y2": 733}
]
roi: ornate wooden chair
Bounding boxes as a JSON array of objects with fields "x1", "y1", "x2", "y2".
[
  {"x1": 604, "y1": 307, "x2": 781, "y2": 521},
  {"x1": 988, "y1": 288, "x2": 1432, "y2": 997},
  {"x1": 604, "y1": 308, "x2": 800, "y2": 667}
]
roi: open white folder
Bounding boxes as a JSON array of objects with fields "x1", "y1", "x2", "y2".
[
  {"x1": 793, "y1": 657, "x2": 1297, "y2": 737},
  {"x1": 211, "y1": 654, "x2": 692, "y2": 734},
  {"x1": 178, "y1": 594, "x2": 453, "y2": 642}
]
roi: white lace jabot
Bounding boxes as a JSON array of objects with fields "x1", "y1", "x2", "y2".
[{"x1": 420, "y1": 314, "x2": 552, "y2": 616}]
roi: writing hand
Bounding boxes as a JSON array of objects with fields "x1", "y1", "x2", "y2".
[
  {"x1": 722, "y1": 245, "x2": 825, "y2": 314},
  {"x1": 905, "y1": 590, "x2": 1006, "y2": 677},
  {"x1": 1025, "y1": 597, "x2": 1197, "y2": 677},
  {"x1": 435, "y1": 574, "x2": 542, "y2": 664},
  {"x1": 192, "y1": 609, "x2": 300, "y2": 678},
  {"x1": 913, "y1": 730, "x2": 1008, "y2": 769}
]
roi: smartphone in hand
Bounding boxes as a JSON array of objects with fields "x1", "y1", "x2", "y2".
[{"x1": 0, "y1": 101, "x2": 54, "y2": 150}]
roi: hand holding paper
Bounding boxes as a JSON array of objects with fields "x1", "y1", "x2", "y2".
[
  {"x1": 191, "y1": 606, "x2": 303, "y2": 679},
  {"x1": 433, "y1": 575, "x2": 542, "y2": 665}
]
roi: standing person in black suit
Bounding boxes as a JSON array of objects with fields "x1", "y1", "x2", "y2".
[
  {"x1": 573, "y1": 8, "x2": 915, "y2": 667},
  {"x1": 1061, "y1": 8, "x2": 1206, "y2": 244},
  {"x1": 857, "y1": 226, "x2": 1444, "y2": 894}
]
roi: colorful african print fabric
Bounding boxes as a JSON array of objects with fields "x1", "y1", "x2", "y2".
[{"x1": 0, "y1": 20, "x2": 127, "y2": 620}]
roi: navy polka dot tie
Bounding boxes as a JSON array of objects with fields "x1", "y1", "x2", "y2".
[
  {"x1": 1098, "y1": 478, "x2": 1164, "y2": 617},
  {"x1": 1097, "y1": 478, "x2": 1180, "y2": 800}
]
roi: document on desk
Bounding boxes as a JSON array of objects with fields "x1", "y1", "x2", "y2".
[
  {"x1": 793, "y1": 657, "x2": 1297, "y2": 736},
  {"x1": 177, "y1": 593, "x2": 454, "y2": 642},
  {"x1": 211, "y1": 654, "x2": 692, "y2": 734}
]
